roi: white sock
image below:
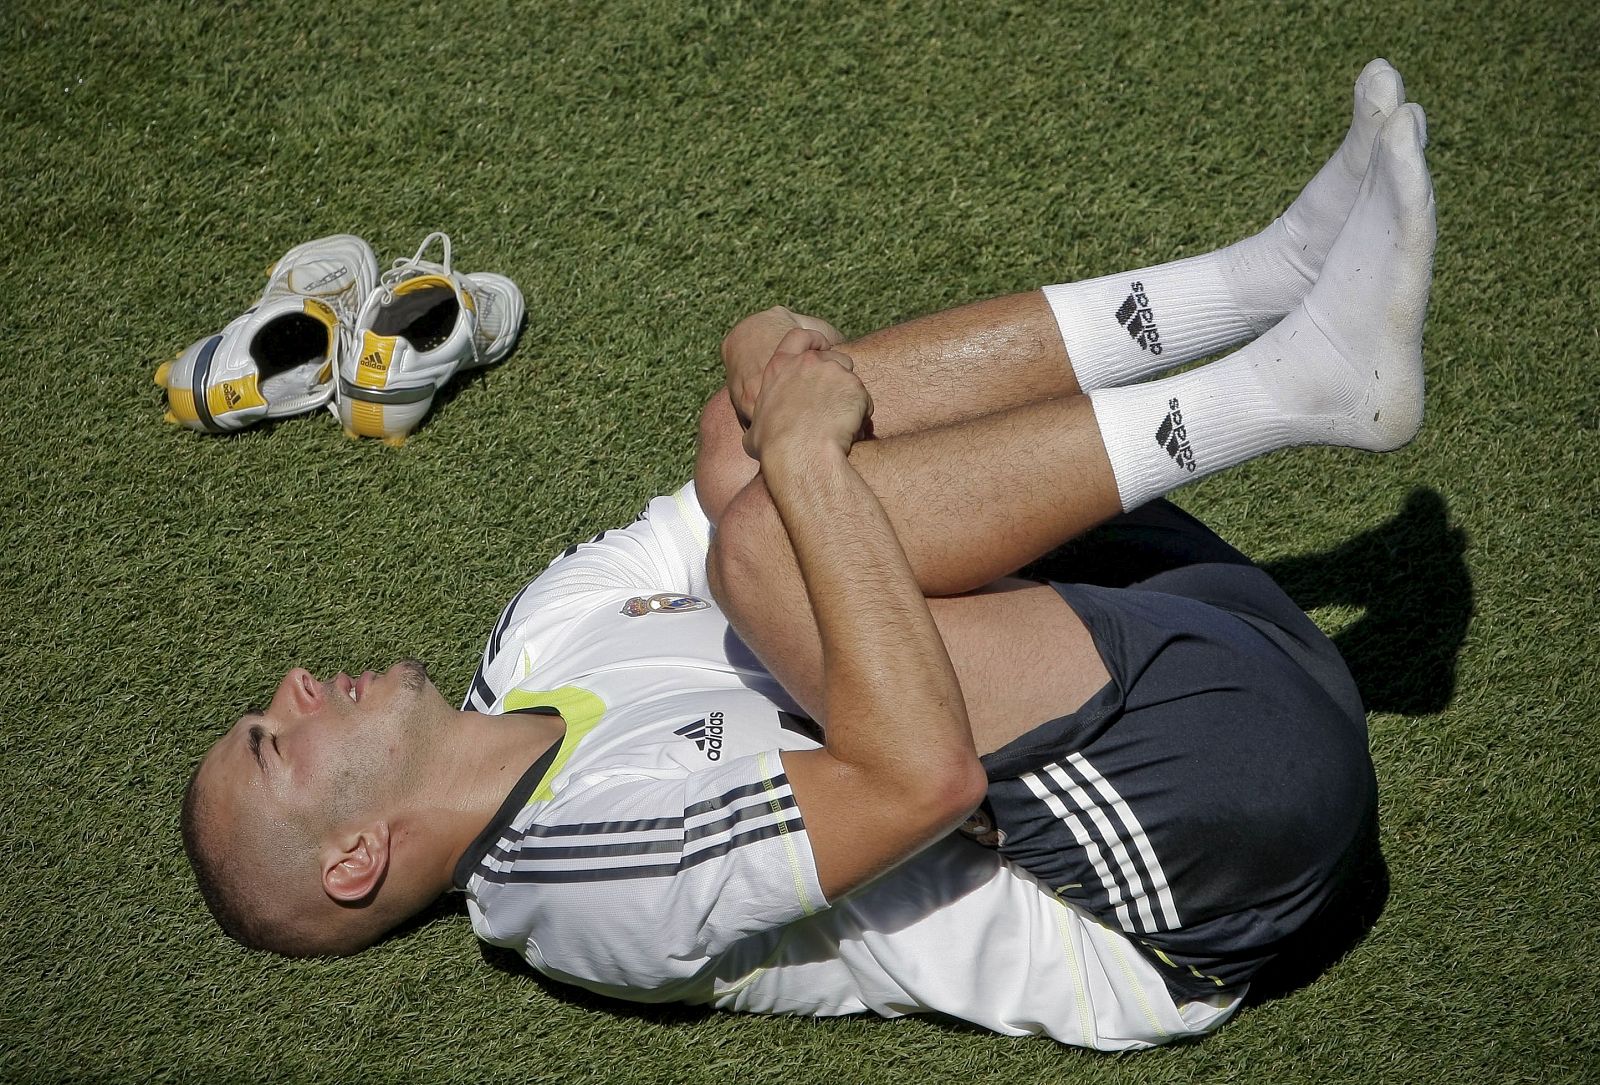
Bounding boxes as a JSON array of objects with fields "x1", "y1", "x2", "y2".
[
  {"x1": 1089, "y1": 105, "x2": 1435, "y2": 511},
  {"x1": 1047, "y1": 59, "x2": 1406, "y2": 393}
]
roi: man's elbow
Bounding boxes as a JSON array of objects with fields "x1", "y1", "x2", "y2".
[
  {"x1": 874, "y1": 752, "x2": 988, "y2": 835},
  {"x1": 934, "y1": 756, "x2": 990, "y2": 827}
]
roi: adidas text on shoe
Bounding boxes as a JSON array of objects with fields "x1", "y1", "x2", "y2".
[
  {"x1": 336, "y1": 232, "x2": 525, "y2": 445},
  {"x1": 156, "y1": 235, "x2": 378, "y2": 433}
]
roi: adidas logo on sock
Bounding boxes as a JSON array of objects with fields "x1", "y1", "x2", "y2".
[
  {"x1": 1114, "y1": 281, "x2": 1164, "y2": 354},
  {"x1": 1155, "y1": 397, "x2": 1197, "y2": 472},
  {"x1": 674, "y1": 711, "x2": 725, "y2": 760}
]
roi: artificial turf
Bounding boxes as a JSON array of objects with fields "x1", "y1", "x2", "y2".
[{"x1": 2, "y1": 1, "x2": 1596, "y2": 1081}]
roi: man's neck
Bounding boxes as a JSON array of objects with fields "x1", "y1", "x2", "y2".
[{"x1": 406, "y1": 708, "x2": 567, "y2": 894}]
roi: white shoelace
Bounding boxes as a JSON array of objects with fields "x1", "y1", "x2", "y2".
[
  {"x1": 327, "y1": 230, "x2": 479, "y2": 429},
  {"x1": 379, "y1": 231, "x2": 454, "y2": 303}
]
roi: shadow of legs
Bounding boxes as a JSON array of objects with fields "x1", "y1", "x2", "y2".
[{"x1": 1262, "y1": 487, "x2": 1473, "y2": 716}]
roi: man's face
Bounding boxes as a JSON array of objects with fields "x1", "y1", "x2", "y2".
[{"x1": 199, "y1": 660, "x2": 447, "y2": 846}]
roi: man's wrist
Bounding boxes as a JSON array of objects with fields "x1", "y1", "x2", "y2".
[{"x1": 759, "y1": 435, "x2": 851, "y2": 486}]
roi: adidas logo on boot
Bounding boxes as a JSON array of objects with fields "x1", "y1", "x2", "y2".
[
  {"x1": 336, "y1": 232, "x2": 525, "y2": 446},
  {"x1": 156, "y1": 235, "x2": 378, "y2": 433}
]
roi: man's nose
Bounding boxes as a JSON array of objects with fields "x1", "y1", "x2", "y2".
[{"x1": 276, "y1": 667, "x2": 322, "y2": 714}]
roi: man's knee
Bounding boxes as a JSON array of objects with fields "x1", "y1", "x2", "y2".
[
  {"x1": 705, "y1": 476, "x2": 784, "y2": 624},
  {"x1": 693, "y1": 388, "x2": 757, "y2": 525}
]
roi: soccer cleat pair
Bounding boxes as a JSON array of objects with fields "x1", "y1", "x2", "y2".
[{"x1": 155, "y1": 233, "x2": 524, "y2": 445}]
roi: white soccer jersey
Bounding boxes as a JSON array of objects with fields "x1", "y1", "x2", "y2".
[{"x1": 453, "y1": 484, "x2": 1238, "y2": 1049}]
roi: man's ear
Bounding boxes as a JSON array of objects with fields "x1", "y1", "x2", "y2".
[{"x1": 321, "y1": 822, "x2": 391, "y2": 903}]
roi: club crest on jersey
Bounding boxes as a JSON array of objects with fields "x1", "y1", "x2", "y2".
[
  {"x1": 620, "y1": 593, "x2": 710, "y2": 617},
  {"x1": 957, "y1": 803, "x2": 1007, "y2": 848}
]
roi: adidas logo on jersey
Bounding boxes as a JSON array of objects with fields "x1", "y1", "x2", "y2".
[
  {"x1": 1113, "y1": 281, "x2": 1163, "y2": 354},
  {"x1": 675, "y1": 711, "x2": 725, "y2": 761},
  {"x1": 1155, "y1": 397, "x2": 1197, "y2": 472}
]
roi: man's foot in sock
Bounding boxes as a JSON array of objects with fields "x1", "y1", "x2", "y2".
[
  {"x1": 1221, "y1": 59, "x2": 1408, "y2": 331},
  {"x1": 1256, "y1": 103, "x2": 1436, "y2": 451}
]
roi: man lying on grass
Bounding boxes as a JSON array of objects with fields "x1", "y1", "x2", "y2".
[{"x1": 182, "y1": 61, "x2": 1433, "y2": 1049}]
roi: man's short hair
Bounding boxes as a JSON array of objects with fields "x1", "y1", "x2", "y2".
[{"x1": 180, "y1": 760, "x2": 316, "y2": 957}]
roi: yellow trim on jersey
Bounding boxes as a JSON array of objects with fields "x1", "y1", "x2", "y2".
[
  {"x1": 713, "y1": 929, "x2": 796, "y2": 1001},
  {"x1": 1052, "y1": 898, "x2": 1095, "y2": 1049},
  {"x1": 760, "y1": 750, "x2": 820, "y2": 917},
  {"x1": 1142, "y1": 939, "x2": 1226, "y2": 989},
  {"x1": 672, "y1": 487, "x2": 710, "y2": 553},
  {"x1": 502, "y1": 685, "x2": 608, "y2": 803},
  {"x1": 1106, "y1": 927, "x2": 1170, "y2": 1041}
]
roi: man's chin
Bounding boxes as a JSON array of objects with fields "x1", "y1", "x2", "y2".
[{"x1": 393, "y1": 658, "x2": 433, "y2": 694}]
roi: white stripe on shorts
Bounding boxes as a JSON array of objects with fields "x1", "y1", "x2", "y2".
[
  {"x1": 1066, "y1": 752, "x2": 1181, "y2": 930},
  {"x1": 1021, "y1": 770, "x2": 1136, "y2": 932},
  {"x1": 1042, "y1": 761, "x2": 1160, "y2": 933}
]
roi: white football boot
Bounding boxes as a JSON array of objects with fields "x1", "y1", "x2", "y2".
[
  {"x1": 335, "y1": 232, "x2": 525, "y2": 445},
  {"x1": 156, "y1": 235, "x2": 378, "y2": 433}
]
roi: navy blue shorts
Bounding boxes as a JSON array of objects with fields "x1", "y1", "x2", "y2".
[{"x1": 972, "y1": 501, "x2": 1376, "y2": 999}]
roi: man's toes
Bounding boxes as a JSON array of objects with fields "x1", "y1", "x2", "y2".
[
  {"x1": 1354, "y1": 58, "x2": 1405, "y2": 120},
  {"x1": 1377, "y1": 104, "x2": 1434, "y2": 211}
]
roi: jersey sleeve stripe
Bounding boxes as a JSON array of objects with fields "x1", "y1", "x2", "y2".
[
  {"x1": 501, "y1": 837, "x2": 685, "y2": 862},
  {"x1": 1022, "y1": 769, "x2": 1137, "y2": 933},
  {"x1": 683, "y1": 778, "x2": 787, "y2": 819},
  {"x1": 1065, "y1": 752, "x2": 1181, "y2": 929},
  {"x1": 476, "y1": 816, "x2": 806, "y2": 885},
  {"x1": 473, "y1": 767, "x2": 806, "y2": 887},
  {"x1": 685, "y1": 793, "x2": 798, "y2": 844},
  {"x1": 1041, "y1": 761, "x2": 1159, "y2": 933},
  {"x1": 504, "y1": 813, "x2": 686, "y2": 840}
]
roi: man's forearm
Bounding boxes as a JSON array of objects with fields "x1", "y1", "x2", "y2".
[{"x1": 757, "y1": 439, "x2": 976, "y2": 788}]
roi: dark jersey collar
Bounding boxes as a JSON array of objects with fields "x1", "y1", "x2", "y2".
[{"x1": 451, "y1": 706, "x2": 563, "y2": 891}]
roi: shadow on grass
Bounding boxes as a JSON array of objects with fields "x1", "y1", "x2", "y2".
[
  {"x1": 1261, "y1": 487, "x2": 1472, "y2": 716},
  {"x1": 1240, "y1": 488, "x2": 1470, "y2": 1003}
]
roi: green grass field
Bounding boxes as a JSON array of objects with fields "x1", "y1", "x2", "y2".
[{"x1": 3, "y1": 1, "x2": 1596, "y2": 1081}]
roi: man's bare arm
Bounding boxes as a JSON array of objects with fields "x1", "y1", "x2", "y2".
[{"x1": 709, "y1": 332, "x2": 987, "y2": 900}]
